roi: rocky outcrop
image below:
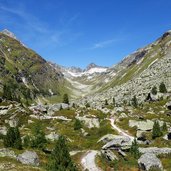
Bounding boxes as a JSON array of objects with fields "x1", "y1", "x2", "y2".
[
  {"x1": 17, "y1": 151, "x2": 39, "y2": 166},
  {"x1": 101, "y1": 149, "x2": 118, "y2": 161},
  {"x1": 102, "y1": 135, "x2": 132, "y2": 150},
  {"x1": 45, "y1": 132, "x2": 59, "y2": 141},
  {"x1": 138, "y1": 153, "x2": 163, "y2": 171},
  {"x1": 98, "y1": 134, "x2": 116, "y2": 143}
]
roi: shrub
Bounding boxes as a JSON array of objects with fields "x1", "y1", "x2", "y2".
[
  {"x1": 74, "y1": 119, "x2": 82, "y2": 130},
  {"x1": 159, "y1": 82, "x2": 167, "y2": 93},
  {"x1": 152, "y1": 120, "x2": 162, "y2": 139}
]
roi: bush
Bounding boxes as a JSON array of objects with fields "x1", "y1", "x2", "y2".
[
  {"x1": 63, "y1": 94, "x2": 69, "y2": 104},
  {"x1": 130, "y1": 138, "x2": 140, "y2": 159},
  {"x1": 4, "y1": 126, "x2": 22, "y2": 150},
  {"x1": 74, "y1": 119, "x2": 82, "y2": 130},
  {"x1": 151, "y1": 86, "x2": 157, "y2": 95},
  {"x1": 131, "y1": 96, "x2": 138, "y2": 108}
]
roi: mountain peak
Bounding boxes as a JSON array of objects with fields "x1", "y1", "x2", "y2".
[
  {"x1": 86, "y1": 63, "x2": 98, "y2": 70},
  {"x1": 1, "y1": 29, "x2": 17, "y2": 39}
]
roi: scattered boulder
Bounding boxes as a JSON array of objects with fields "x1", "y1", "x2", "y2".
[
  {"x1": 139, "y1": 147, "x2": 171, "y2": 155},
  {"x1": 8, "y1": 118, "x2": 19, "y2": 127},
  {"x1": 101, "y1": 149, "x2": 118, "y2": 161},
  {"x1": 0, "y1": 127, "x2": 7, "y2": 135},
  {"x1": 138, "y1": 153, "x2": 163, "y2": 171},
  {"x1": 98, "y1": 134, "x2": 116, "y2": 143},
  {"x1": 45, "y1": 132, "x2": 59, "y2": 141},
  {"x1": 47, "y1": 103, "x2": 69, "y2": 115},
  {"x1": 0, "y1": 148, "x2": 16, "y2": 158},
  {"x1": 81, "y1": 128, "x2": 89, "y2": 136},
  {"x1": 76, "y1": 116, "x2": 100, "y2": 128},
  {"x1": 17, "y1": 151, "x2": 39, "y2": 166},
  {"x1": 102, "y1": 136, "x2": 132, "y2": 150},
  {"x1": 129, "y1": 120, "x2": 154, "y2": 131},
  {"x1": 0, "y1": 162, "x2": 16, "y2": 170},
  {"x1": 118, "y1": 113, "x2": 128, "y2": 119},
  {"x1": 166, "y1": 101, "x2": 171, "y2": 110}
]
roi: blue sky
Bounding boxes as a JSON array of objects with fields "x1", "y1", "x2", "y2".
[{"x1": 0, "y1": 0, "x2": 171, "y2": 68}]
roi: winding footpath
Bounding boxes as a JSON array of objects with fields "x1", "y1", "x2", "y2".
[
  {"x1": 109, "y1": 117, "x2": 134, "y2": 141},
  {"x1": 81, "y1": 150, "x2": 102, "y2": 171}
]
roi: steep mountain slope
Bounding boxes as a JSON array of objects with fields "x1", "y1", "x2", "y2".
[
  {"x1": 76, "y1": 30, "x2": 171, "y2": 106},
  {"x1": 0, "y1": 29, "x2": 68, "y2": 104}
]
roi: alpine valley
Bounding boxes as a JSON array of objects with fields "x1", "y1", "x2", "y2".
[{"x1": 0, "y1": 29, "x2": 171, "y2": 171}]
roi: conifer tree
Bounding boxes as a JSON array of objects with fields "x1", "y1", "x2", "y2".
[
  {"x1": 105, "y1": 99, "x2": 108, "y2": 105},
  {"x1": 162, "y1": 122, "x2": 167, "y2": 132},
  {"x1": 151, "y1": 86, "x2": 157, "y2": 95},
  {"x1": 63, "y1": 94, "x2": 69, "y2": 104},
  {"x1": 152, "y1": 120, "x2": 162, "y2": 139},
  {"x1": 47, "y1": 136, "x2": 77, "y2": 171},
  {"x1": 159, "y1": 82, "x2": 167, "y2": 93},
  {"x1": 132, "y1": 96, "x2": 138, "y2": 108},
  {"x1": 130, "y1": 138, "x2": 140, "y2": 159},
  {"x1": 74, "y1": 119, "x2": 82, "y2": 130}
]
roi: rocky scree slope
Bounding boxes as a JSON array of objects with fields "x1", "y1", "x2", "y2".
[
  {"x1": 0, "y1": 29, "x2": 68, "y2": 104},
  {"x1": 76, "y1": 30, "x2": 171, "y2": 106}
]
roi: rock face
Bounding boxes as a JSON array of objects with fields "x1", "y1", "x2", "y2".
[
  {"x1": 17, "y1": 151, "x2": 39, "y2": 166},
  {"x1": 102, "y1": 136, "x2": 132, "y2": 150},
  {"x1": 101, "y1": 149, "x2": 118, "y2": 161},
  {"x1": 138, "y1": 153, "x2": 163, "y2": 171},
  {"x1": 0, "y1": 148, "x2": 16, "y2": 158}
]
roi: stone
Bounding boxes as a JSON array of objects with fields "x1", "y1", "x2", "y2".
[
  {"x1": 76, "y1": 116, "x2": 100, "y2": 128},
  {"x1": 166, "y1": 101, "x2": 171, "y2": 110},
  {"x1": 102, "y1": 136, "x2": 132, "y2": 150},
  {"x1": 129, "y1": 120, "x2": 154, "y2": 131},
  {"x1": 45, "y1": 132, "x2": 59, "y2": 141},
  {"x1": 136, "y1": 131, "x2": 147, "y2": 141},
  {"x1": 47, "y1": 103, "x2": 69, "y2": 115},
  {"x1": 101, "y1": 149, "x2": 118, "y2": 161},
  {"x1": 98, "y1": 134, "x2": 116, "y2": 143},
  {"x1": 0, "y1": 162, "x2": 16, "y2": 170},
  {"x1": 0, "y1": 127, "x2": 7, "y2": 135},
  {"x1": 8, "y1": 118, "x2": 19, "y2": 127},
  {"x1": 81, "y1": 128, "x2": 89, "y2": 136},
  {"x1": 118, "y1": 113, "x2": 128, "y2": 119},
  {"x1": 17, "y1": 151, "x2": 39, "y2": 166},
  {"x1": 139, "y1": 147, "x2": 171, "y2": 156},
  {"x1": 138, "y1": 153, "x2": 163, "y2": 171},
  {"x1": 0, "y1": 148, "x2": 16, "y2": 158}
]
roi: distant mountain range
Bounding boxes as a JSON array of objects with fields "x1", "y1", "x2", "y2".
[{"x1": 0, "y1": 29, "x2": 171, "y2": 105}]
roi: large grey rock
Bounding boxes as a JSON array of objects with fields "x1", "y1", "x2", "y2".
[
  {"x1": 17, "y1": 151, "x2": 39, "y2": 166},
  {"x1": 0, "y1": 127, "x2": 7, "y2": 135},
  {"x1": 76, "y1": 116, "x2": 100, "y2": 128},
  {"x1": 101, "y1": 149, "x2": 118, "y2": 161},
  {"x1": 102, "y1": 135, "x2": 132, "y2": 150},
  {"x1": 139, "y1": 147, "x2": 171, "y2": 155},
  {"x1": 0, "y1": 148, "x2": 16, "y2": 158},
  {"x1": 98, "y1": 134, "x2": 116, "y2": 143},
  {"x1": 129, "y1": 120, "x2": 154, "y2": 131},
  {"x1": 47, "y1": 103, "x2": 69, "y2": 115},
  {"x1": 45, "y1": 132, "x2": 59, "y2": 141},
  {"x1": 138, "y1": 153, "x2": 163, "y2": 171}
]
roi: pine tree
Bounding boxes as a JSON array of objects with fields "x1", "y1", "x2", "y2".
[
  {"x1": 47, "y1": 136, "x2": 77, "y2": 171},
  {"x1": 63, "y1": 94, "x2": 69, "y2": 104},
  {"x1": 112, "y1": 98, "x2": 115, "y2": 106},
  {"x1": 159, "y1": 82, "x2": 167, "y2": 93},
  {"x1": 151, "y1": 86, "x2": 157, "y2": 95},
  {"x1": 132, "y1": 96, "x2": 138, "y2": 108},
  {"x1": 162, "y1": 122, "x2": 167, "y2": 132},
  {"x1": 152, "y1": 120, "x2": 162, "y2": 139},
  {"x1": 105, "y1": 99, "x2": 108, "y2": 105},
  {"x1": 4, "y1": 126, "x2": 22, "y2": 149},
  {"x1": 14, "y1": 127, "x2": 22, "y2": 149},
  {"x1": 74, "y1": 119, "x2": 82, "y2": 130},
  {"x1": 130, "y1": 138, "x2": 140, "y2": 159}
]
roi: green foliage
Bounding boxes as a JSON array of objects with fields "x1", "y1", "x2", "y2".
[
  {"x1": 63, "y1": 93, "x2": 69, "y2": 104},
  {"x1": 74, "y1": 119, "x2": 82, "y2": 130},
  {"x1": 151, "y1": 86, "x2": 157, "y2": 95},
  {"x1": 112, "y1": 98, "x2": 115, "y2": 106},
  {"x1": 4, "y1": 127, "x2": 22, "y2": 150},
  {"x1": 30, "y1": 121, "x2": 47, "y2": 149},
  {"x1": 162, "y1": 122, "x2": 167, "y2": 132},
  {"x1": 152, "y1": 120, "x2": 163, "y2": 139},
  {"x1": 47, "y1": 136, "x2": 77, "y2": 171},
  {"x1": 131, "y1": 96, "x2": 138, "y2": 108},
  {"x1": 159, "y1": 82, "x2": 167, "y2": 93},
  {"x1": 130, "y1": 138, "x2": 140, "y2": 159},
  {"x1": 23, "y1": 135, "x2": 31, "y2": 148}
]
